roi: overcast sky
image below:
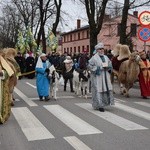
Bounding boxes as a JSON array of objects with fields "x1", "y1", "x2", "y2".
[{"x1": 61, "y1": 0, "x2": 150, "y2": 32}]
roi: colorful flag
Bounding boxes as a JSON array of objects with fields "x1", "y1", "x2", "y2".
[
  {"x1": 46, "y1": 29, "x2": 58, "y2": 51},
  {"x1": 15, "y1": 30, "x2": 25, "y2": 54}
]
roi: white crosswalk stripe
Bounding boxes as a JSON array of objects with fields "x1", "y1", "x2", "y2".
[
  {"x1": 76, "y1": 103, "x2": 148, "y2": 130},
  {"x1": 11, "y1": 107, "x2": 55, "y2": 141},
  {"x1": 26, "y1": 82, "x2": 36, "y2": 88},
  {"x1": 134, "y1": 102, "x2": 150, "y2": 108},
  {"x1": 64, "y1": 136, "x2": 92, "y2": 150},
  {"x1": 113, "y1": 102, "x2": 150, "y2": 121},
  {"x1": 44, "y1": 105, "x2": 102, "y2": 135},
  {"x1": 14, "y1": 87, "x2": 38, "y2": 106}
]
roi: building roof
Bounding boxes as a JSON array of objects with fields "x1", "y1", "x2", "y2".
[{"x1": 61, "y1": 25, "x2": 89, "y2": 36}]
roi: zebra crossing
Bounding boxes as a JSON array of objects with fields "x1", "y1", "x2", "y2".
[
  {"x1": 11, "y1": 102, "x2": 149, "y2": 138},
  {"x1": 12, "y1": 85, "x2": 150, "y2": 149}
]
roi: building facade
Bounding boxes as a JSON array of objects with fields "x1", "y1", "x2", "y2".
[{"x1": 61, "y1": 11, "x2": 150, "y2": 55}]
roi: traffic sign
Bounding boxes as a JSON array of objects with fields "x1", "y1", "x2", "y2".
[
  {"x1": 138, "y1": 27, "x2": 150, "y2": 42},
  {"x1": 138, "y1": 11, "x2": 150, "y2": 26}
]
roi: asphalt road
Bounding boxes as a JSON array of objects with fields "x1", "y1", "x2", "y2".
[{"x1": 0, "y1": 78, "x2": 150, "y2": 150}]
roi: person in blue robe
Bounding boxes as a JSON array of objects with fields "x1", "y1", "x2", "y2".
[{"x1": 35, "y1": 53, "x2": 50, "y2": 101}]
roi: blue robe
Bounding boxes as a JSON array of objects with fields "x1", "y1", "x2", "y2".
[{"x1": 35, "y1": 62, "x2": 50, "y2": 97}]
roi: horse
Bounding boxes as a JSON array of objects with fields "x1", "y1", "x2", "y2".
[
  {"x1": 117, "y1": 51, "x2": 141, "y2": 97},
  {"x1": 73, "y1": 69, "x2": 90, "y2": 99},
  {"x1": 49, "y1": 65, "x2": 59, "y2": 100}
]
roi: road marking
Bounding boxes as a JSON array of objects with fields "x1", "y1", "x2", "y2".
[
  {"x1": 76, "y1": 103, "x2": 147, "y2": 130},
  {"x1": 15, "y1": 99, "x2": 20, "y2": 102},
  {"x1": 26, "y1": 82, "x2": 36, "y2": 88},
  {"x1": 44, "y1": 105, "x2": 102, "y2": 135},
  {"x1": 12, "y1": 107, "x2": 54, "y2": 141},
  {"x1": 64, "y1": 136, "x2": 92, "y2": 150},
  {"x1": 30, "y1": 96, "x2": 75, "y2": 100},
  {"x1": 134, "y1": 102, "x2": 150, "y2": 108},
  {"x1": 114, "y1": 103, "x2": 150, "y2": 121},
  {"x1": 14, "y1": 87, "x2": 38, "y2": 106},
  {"x1": 115, "y1": 98, "x2": 125, "y2": 102}
]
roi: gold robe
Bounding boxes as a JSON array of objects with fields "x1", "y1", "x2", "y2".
[{"x1": 0, "y1": 55, "x2": 14, "y2": 124}]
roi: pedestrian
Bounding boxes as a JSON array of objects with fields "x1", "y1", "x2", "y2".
[
  {"x1": 62, "y1": 56, "x2": 74, "y2": 92},
  {"x1": 138, "y1": 50, "x2": 150, "y2": 99},
  {"x1": 35, "y1": 53, "x2": 50, "y2": 101},
  {"x1": 0, "y1": 51, "x2": 15, "y2": 123},
  {"x1": 88, "y1": 42, "x2": 114, "y2": 112},
  {"x1": 15, "y1": 52, "x2": 26, "y2": 79},
  {"x1": 146, "y1": 50, "x2": 150, "y2": 61},
  {"x1": 25, "y1": 52, "x2": 35, "y2": 79},
  {"x1": 2, "y1": 48, "x2": 21, "y2": 106}
]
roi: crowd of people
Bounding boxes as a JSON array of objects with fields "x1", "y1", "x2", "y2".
[{"x1": 0, "y1": 42, "x2": 150, "y2": 124}]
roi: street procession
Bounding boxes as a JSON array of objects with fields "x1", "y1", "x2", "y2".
[{"x1": 0, "y1": 1, "x2": 150, "y2": 150}]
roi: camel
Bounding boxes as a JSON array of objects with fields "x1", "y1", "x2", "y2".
[{"x1": 117, "y1": 51, "x2": 141, "y2": 97}]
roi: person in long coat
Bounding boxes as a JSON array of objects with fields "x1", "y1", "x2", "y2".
[
  {"x1": 35, "y1": 53, "x2": 50, "y2": 101},
  {"x1": 88, "y1": 42, "x2": 114, "y2": 112},
  {"x1": 138, "y1": 50, "x2": 150, "y2": 99},
  {"x1": 25, "y1": 53, "x2": 35, "y2": 79},
  {"x1": 0, "y1": 51, "x2": 15, "y2": 123},
  {"x1": 15, "y1": 52, "x2": 26, "y2": 79}
]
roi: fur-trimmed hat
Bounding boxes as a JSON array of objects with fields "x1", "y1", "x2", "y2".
[
  {"x1": 95, "y1": 42, "x2": 104, "y2": 50},
  {"x1": 64, "y1": 59, "x2": 72, "y2": 63},
  {"x1": 111, "y1": 44, "x2": 122, "y2": 57},
  {"x1": 3, "y1": 48, "x2": 17, "y2": 57},
  {"x1": 117, "y1": 45, "x2": 131, "y2": 61}
]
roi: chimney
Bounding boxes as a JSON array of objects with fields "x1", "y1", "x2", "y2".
[
  {"x1": 133, "y1": 11, "x2": 138, "y2": 17},
  {"x1": 77, "y1": 19, "x2": 81, "y2": 29}
]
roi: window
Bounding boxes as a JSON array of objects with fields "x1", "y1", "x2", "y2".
[
  {"x1": 70, "y1": 34, "x2": 72, "y2": 41},
  {"x1": 117, "y1": 23, "x2": 121, "y2": 36},
  {"x1": 87, "y1": 30, "x2": 89, "y2": 38},
  {"x1": 74, "y1": 47, "x2": 76, "y2": 53},
  {"x1": 78, "y1": 46, "x2": 80, "y2": 53},
  {"x1": 70, "y1": 47, "x2": 72, "y2": 53},
  {"x1": 82, "y1": 46, "x2": 85, "y2": 52},
  {"x1": 131, "y1": 23, "x2": 137, "y2": 37},
  {"x1": 67, "y1": 35, "x2": 69, "y2": 42},
  {"x1": 87, "y1": 45, "x2": 89, "y2": 52},
  {"x1": 78, "y1": 32, "x2": 80, "y2": 40},
  {"x1": 82, "y1": 31, "x2": 84, "y2": 39},
  {"x1": 64, "y1": 36, "x2": 66, "y2": 42},
  {"x1": 74, "y1": 33, "x2": 76, "y2": 40}
]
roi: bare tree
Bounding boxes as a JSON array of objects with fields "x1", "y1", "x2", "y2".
[
  {"x1": 120, "y1": 0, "x2": 150, "y2": 51},
  {"x1": 36, "y1": 0, "x2": 62, "y2": 52},
  {"x1": 0, "y1": 4, "x2": 22, "y2": 48},
  {"x1": 12, "y1": 0, "x2": 38, "y2": 30},
  {"x1": 79, "y1": 0, "x2": 109, "y2": 56}
]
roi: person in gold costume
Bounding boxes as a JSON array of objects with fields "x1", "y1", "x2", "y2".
[{"x1": 0, "y1": 48, "x2": 20, "y2": 124}]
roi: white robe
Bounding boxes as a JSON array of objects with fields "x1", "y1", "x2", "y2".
[{"x1": 88, "y1": 53, "x2": 114, "y2": 109}]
